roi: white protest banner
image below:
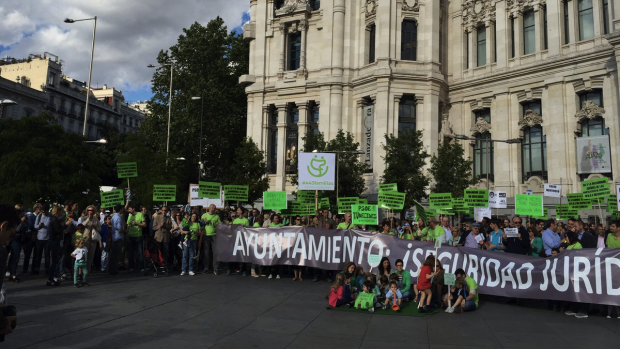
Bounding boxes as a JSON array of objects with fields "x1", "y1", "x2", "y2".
[
  {"x1": 475, "y1": 207, "x2": 492, "y2": 222},
  {"x1": 504, "y1": 227, "x2": 519, "y2": 238},
  {"x1": 298, "y1": 152, "x2": 336, "y2": 190},
  {"x1": 488, "y1": 190, "x2": 507, "y2": 209},
  {"x1": 189, "y1": 184, "x2": 224, "y2": 208},
  {"x1": 544, "y1": 184, "x2": 562, "y2": 198}
]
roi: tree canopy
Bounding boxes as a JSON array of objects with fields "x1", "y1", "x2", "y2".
[
  {"x1": 429, "y1": 141, "x2": 478, "y2": 197},
  {"x1": 381, "y1": 129, "x2": 430, "y2": 209}
]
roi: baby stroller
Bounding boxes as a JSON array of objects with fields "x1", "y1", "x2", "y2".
[{"x1": 145, "y1": 237, "x2": 169, "y2": 278}]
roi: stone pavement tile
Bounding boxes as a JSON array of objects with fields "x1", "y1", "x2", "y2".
[
  {"x1": 245, "y1": 316, "x2": 310, "y2": 335},
  {"x1": 164, "y1": 321, "x2": 236, "y2": 345},
  {"x1": 260, "y1": 303, "x2": 324, "y2": 322},
  {"x1": 286, "y1": 334, "x2": 362, "y2": 349},
  {"x1": 299, "y1": 311, "x2": 371, "y2": 340},
  {"x1": 362, "y1": 314, "x2": 428, "y2": 343},
  {"x1": 184, "y1": 311, "x2": 256, "y2": 329},
  {"x1": 95, "y1": 315, "x2": 177, "y2": 336},
  {"x1": 427, "y1": 329, "x2": 502, "y2": 347},
  {"x1": 116, "y1": 335, "x2": 199, "y2": 349},
  {"x1": 360, "y1": 341, "x2": 430, "y2": 349},
  {"x1": 210, "y1": 328, "x2": 297, "y2": 349},
  {"x1": 593, "y1": 317, "x2": 620, "y2": 335},
  {"x1": 493, "y1": 331, "x2": 574, "y2": 349},
  {"x1": 14, "y1": 328, "x2": 146, "y2": 349}
]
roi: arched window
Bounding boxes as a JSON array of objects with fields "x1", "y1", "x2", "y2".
[
  {"x1": 275, "y1": 0, "x2": 285, "y2": 10},
  {"x1": 522, "y1": 126, "x2": 547, "y2": 181},
  {"x1": 477, "y1": 25, "x2": 486, "y2": 66},
  {"x1": 401, "y1": 20, "x2": 417, "y2": 61},
  {"x1": 398, "y1": 95, "x2": 416, "y2": 134},
  {"x1": 288, "y1": 32, "x2": 302, "y2": 70},
  {"x1": 474, "y1": 132, "x2": 494, "y2": 181},
  {"x1": 579, "y1": 90, "x2": 608, "y2": 136}
]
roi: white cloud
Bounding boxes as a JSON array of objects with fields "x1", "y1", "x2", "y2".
[{"x1": 0, "y1": 0, "x2": 249, "y2": 99}]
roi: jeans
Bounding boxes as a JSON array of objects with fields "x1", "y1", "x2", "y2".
[
  {"x1": 47, "y1": 240, "x2": 61, "y2": 281},
  {"x1": 464, "y1": 300, "x2": 477, "y2": 312},
  {"x1": 21, "y1": 239, "x2": 34, "y2": 273},
  {"x1": 202, "y1": 235, "x2": 218, "y2": 272},
  {"x1": 401, "y1": 290, "x2": 411, "y2": 299},
  {"x1": 74, "y1": 263, "x2": 88, "y2": 284},
  {"x1": 182, "y1": 240, "x2": 197, "y2": 272},
  {"x1": 8, "y1": 240, "x2": 22, "y2": 276},
  {"x1": 109, "y1": 239, "x2": 124, "y2": 274},
  {"x1": 128, "y1": 236, "x2": 145, "y2": 270},
  {"x1": 33, "y1": 239, "x2": 50, "y2": 272},
  {"x1": 101, "y1": 242, "x2": 108, "y2": 271}
]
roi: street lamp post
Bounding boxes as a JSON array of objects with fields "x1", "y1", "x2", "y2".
[
  {"x1": 64, "y1": 16, "x2": 97, "y2": 138},
  {"x1": 192, "y1": 95, "x2": 204, "y2": 183},
  {"x1": 455, "y1": 134, "x2": 521, "y2": 190},
  {"x1": 148, "y1": 62, "x2": 175, "y2": 165}
]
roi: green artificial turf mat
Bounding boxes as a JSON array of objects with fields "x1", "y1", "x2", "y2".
[{"x1": 327, "y1": 302, "x2": 440, "y2": 317}]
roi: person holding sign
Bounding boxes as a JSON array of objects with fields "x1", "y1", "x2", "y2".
[
  {"x1": 503, "y1": 216, "x2": 529, "y2": 255},
  {"x1": 485, "y1": 219, "x2": 505, "y2": 252},
  {"x1": 336, "y1": 213, "x2": 354, "y2": 230},
  {"x1": 462, "y1": 223, "x2": 484, "y2": 249},
  {"x1": 422, "y1": 218, "x2": 444, "y2": 242},
  {"x1": 201, "y1": 204, "x2": 221, "y2": 275},
  {"x1": 417, "y1": 255, "x2": 440, "y2": 313}
]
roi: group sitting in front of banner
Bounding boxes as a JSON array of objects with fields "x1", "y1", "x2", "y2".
[
  {"x1": 3, "y1": 201, "x2": 620, "y2": 320},
  {"x1": 326, "y1": 254, "x2": 479, "y2": 315}
]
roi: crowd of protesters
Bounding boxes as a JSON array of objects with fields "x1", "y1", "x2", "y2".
[{"x1": 1, "y1": 200, "x2": 619, "y2": 339}]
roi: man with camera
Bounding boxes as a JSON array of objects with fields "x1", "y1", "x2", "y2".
[{"x1": 0, "y1": 203, "x2": 19, "y2": 339}]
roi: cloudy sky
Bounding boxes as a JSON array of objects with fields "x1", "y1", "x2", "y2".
[{"x1": 0, "y1": 0, "x2": 249, "y2": 103}]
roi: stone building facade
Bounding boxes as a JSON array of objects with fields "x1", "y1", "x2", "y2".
[{"x1": 241, "y1": 0, "x2": 620, "y2": 197}]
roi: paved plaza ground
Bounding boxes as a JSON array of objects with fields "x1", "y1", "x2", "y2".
[{"x1": 3, "y1": 270, "x2": 620, "y2": 349}]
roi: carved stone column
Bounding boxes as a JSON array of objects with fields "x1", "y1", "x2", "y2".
[
  {"x1": 297, "y1": 19, "x2": 308, "y2": 78},
  {"x1": 278, "y1": 23, "x2": 286, "y2": 80},
  {"x1": 275, "y1": 103, "x2": 288, "y2": 190}
]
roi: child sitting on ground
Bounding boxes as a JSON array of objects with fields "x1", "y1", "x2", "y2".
[
  {"x1": 445, "y1": 276, "x2": 469, "y2": 313},
  {"x1": 71, "y1": 238, "x2": 89, "y2": 288},
  {"x1": 383, "y1": 281, "x2": 402, "y2": 311},
  {"x1": 417, "y1": 255, "x2": 440, "y2": 313},
  {"x1": 327, "y1": 273, "x2": 352, "y2": 308},
  {"x1": 388, "y1": 273, "x2": 402, "y2": 290},
  {"x1": 355, "y1": 280, "x2": 377, "y2": 312}
]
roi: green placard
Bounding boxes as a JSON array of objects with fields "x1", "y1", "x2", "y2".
[
  {"x1": 437, "y1": 209, "x2": 455, "y2": 216},
  {"x1": 282, "y1": 201, "x2": 315, "y2": 216},
  {"x1": 464, "y1": 189, "x2": 489, "y2": 208},
  {"x1": 354, "y1": 292, "x2": 375, "y2": 309},
  {"x1": 378, "y1": 183, "x2": 397, "y2": 192},
  {"x1": 224, "y1": 185, "x2": 248, "y2": 202},
  {"x1": 556, "y1": 204, "x2": 579, "y2": 220},
  {"x1": 581, "y1": 177, "x2": 610, "y2": 199},
  {"x1": 612, "y1": 211, "x2": 620, "y2": 220},
  {"x1": 319, "y1": 198, "x2": 330, "y2": 210},
  {"x1": 515, "y1": 194, "x2": 543, "y2": 216},
  {"x1": 607, "y1": 195, "x2": 618, "y2": 213},
  {"x1": 337, "y1": 197, "x2": 359, "y2": 214},
  {"x1": 153, "y1": 185, "x2": 176, "y2": 202},
  {"x1": 358, "y1": 198, "x2": 368, "y2": 204},
  {"x1": 264, "y1": 191, "x2": 287, "y2": 210},
  {"x1": 444, "y1": 272, "x2": 456, "y2": 286},
  {"x1": 532, "y1": 207, "x2": 549, "y2": 220},
  {"x1": 199, "y1": 181, "x2": 221, "y2": 199},
  {"x1": 452, "y1": 198, "x2": 468, "y2": 213},
  {"x1": 117, "y1": 162, "x2": 138, "y2": 178},
  {"x1": 567, "y1": 193, "x2": 592, "y2": 210},
  {"x1": 417, "y1": 208, "x2": 436, "y2": 222},
  {"x1": 352, "y1": 204, "x2": 378, "y2": 225},
  {"x1": 100, "y1": 189, "x2": 124, "y2": 208},
  {"x1": 296, "y1": 190, "x2": 315, "y2": 203},
  {"x1": 429, "y1": 193, "x2": 453, "y2": 209},
  {"x1": 378, "y1": 191, "x2": 406, "y2": 210}
]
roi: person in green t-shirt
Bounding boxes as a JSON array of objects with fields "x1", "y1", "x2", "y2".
[
  {"x1": 269, "y1": 214, "x2": 283, "y2": 227},
  {"x1": 181, "y1": 213, "x2": 201, "y2": 276},
  {"x1": 200, "y1": 204, "x2": 222, "y2": 274},
  {"x1": 233, "y1": 207, "x2": 250, "y2": 227},
  {"x1": 422, "y1": 217, "x2": 444, "y2": 242},
  {"x1": 126, "y1": 205, "x2": 146, "y2": 272},
  {"x1": 337, "y1": 213, "x2": 354, "y2": 230},
  {"x1": 445, "y1": 268, "x2": 479, "y2": 312},
  {"x1": 606, "y1": 221, "x2": 620, "y2": 248}
]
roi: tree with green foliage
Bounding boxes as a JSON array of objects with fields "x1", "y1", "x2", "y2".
[
  {"x1": 429, "y1": 141, "x2": 478, "y2": 197},
  {"x1": 224, "y1": 137, "x2": 270, "y2": 206},
  {"x1": 0, "y1": 112, "x2": 106, "y2": 207},
  {"x1": 143, "y1": 17, "x2": 249, "y2": 188},
  {"x1": 289, "y1": 130, "x2": 367, "y2": 205},
  {"x1": 381, "y1": 129, "x2": 430, "y2": 209}
]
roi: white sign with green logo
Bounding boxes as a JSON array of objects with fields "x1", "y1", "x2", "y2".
[{"x1": 298, "y1": 152, "x2": 336, "y2": 191}]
